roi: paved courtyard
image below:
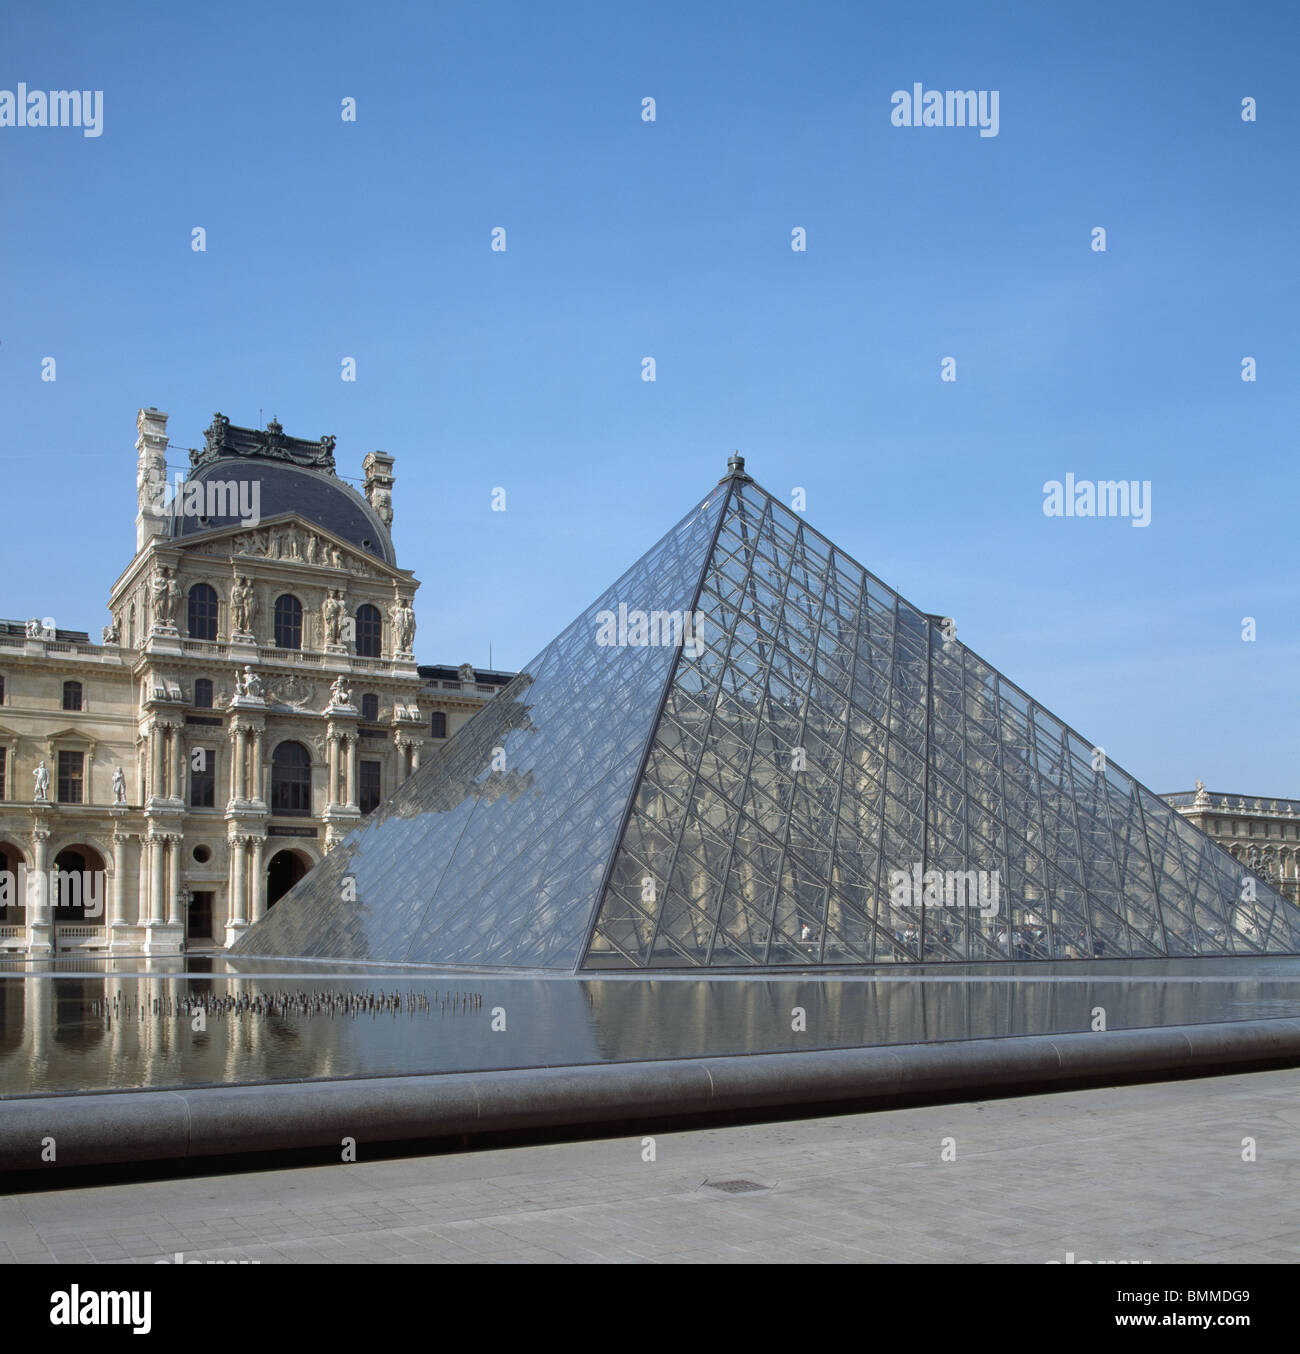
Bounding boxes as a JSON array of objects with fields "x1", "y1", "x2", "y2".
[{"x1": 2, "y1": 1066, "x2": 1299, "y2": 1263}]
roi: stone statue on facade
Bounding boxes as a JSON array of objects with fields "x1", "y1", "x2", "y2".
[
  {"x1": 151, "y1": 565, "x2": 179, "y2": 629},
  {"x1": 25, "y1": 618, "x2": 42, "y2": 638},
  {"x1": 231, "y1": 575, "x2": 257, "y2": 635},
  {"x1": 112, "y1": 766, "x2": 127, "y2": 805},
  {"x1": 390, "y1": 590, "x2": 415, "y2": 655},
  {"x1": 101, "y1": 618, "x2": 120, "y2": 645},
  {"x1": 33, "y1": 761, "x2": 49, "y2": 801},
  {"x1": 328, "y1": 674, "x2": 353, "y2": 709},
  {"x1": 231, "y1": 665, "x2": 265, "y2": 702},
  {"x1": 322, "y1": 589, "x2": 344, "y2": 646},
  {"x1": 398, "y1": 598, "x2": 415, "y2": 653}
]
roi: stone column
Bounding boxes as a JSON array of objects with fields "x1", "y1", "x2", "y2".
[
  {"x1": 166, "y1": 835, "x2": 183, "y2": 928},
  {"x1": 250, "y1": 728, "x2": 264, "y2": 801},
  {"x1": 232, "y1": 726, "x2": 247, "y2": 800},
  {"x1": 136, "y1": 836, "x2": 150, "y2": 925},
  {"x1": 395, "y1": 738, "x2": 408, "y2": 787},
  {"x1": 27, "y1": 822, "x2": 53, "y2": 956},
  {"x1": 327, "y1": 736, "x2": 340, "y2": 807},
  {"x1": 410, "y1": 741, "x2": 422, "y2": 772},
  {"x1": 150, "y1": 724, "x2": 165, "y2": 800},
  {"x1": 110, "y1": 832, "x2": 128, "y2": 927},
  {"x1": 174, "y1": 726, "x2": 186, "y2": 801},
  {"x1": 229, "y1": 836, "x2": 247, "y2": 929},
  {"x1": 249, "y1": 837, "x2": 266, "y2": 923},
  {"x1": 344, "y1": 735, "x2": 357, "y2": 809},
  {"x1": 150, "y1": 834, "x2": 165, "y2": 925},
  {"x1": 31, "y1": 828, "x2": 50, "y2": 921}
]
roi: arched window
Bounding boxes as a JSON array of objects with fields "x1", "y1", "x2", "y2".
[
  {"x1": 430, "y1": 711, "x2": 447, "y2": 739},
  {"x1": 361, "y1": 693, "x2": 379, "y2": 722},
  {"x1": 355, "y1": 604, "x2": 382, "y2": 657},
  {"x1": 194, "y1": 678, "x2": 214, "y2": 709},
  {"x1": 62, "y1": 680, "x2": 83, "y2": 712},
  {"x1": 187, "y1": 583, "x2": 219, "y2": 641},
  {"x1": 270, "y1": 741, "x2": 312, "y2": 816},
  {"x1": 273, "y1": 595, "x2": 303, "y2": 650}
]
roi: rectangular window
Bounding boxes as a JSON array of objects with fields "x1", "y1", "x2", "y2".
[
  {"x1": 430, "y1": 711, "x2": 447, "y2": 739},
  {"x1": 191, "y1": 747, "x2": 216, "y2": 807},
  {"x1": 57, "y1": 750, "x2": 84, "y2": 805},
  {"x1": 359, "y1": 760, "x2": 381, "y2": 815},
  {"x1": 0, "y1": 746, "x2": 6, "y2": 801}
]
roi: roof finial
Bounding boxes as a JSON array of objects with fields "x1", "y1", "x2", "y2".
[{"x1": 726, "y1": 450, "x2": 749, "y2": 479}]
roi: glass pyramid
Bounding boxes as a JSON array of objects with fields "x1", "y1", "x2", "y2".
[{"x1": 234, "y1": 464, "x2": 1300, "y2": 970}]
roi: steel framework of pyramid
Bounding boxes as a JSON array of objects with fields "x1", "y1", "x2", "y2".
[{"x1": 234, "y1": 462, "x2": 1300, "y2": 970}]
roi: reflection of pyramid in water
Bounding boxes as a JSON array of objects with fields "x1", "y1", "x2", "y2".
[{"x1": 235, "y1": 462, "x2": 1300, "y2": 970}]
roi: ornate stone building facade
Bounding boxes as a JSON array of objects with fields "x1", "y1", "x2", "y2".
[
  {"x1": 0, "y1": 409, "x2": 511, "y2": 956},
  {"x1": 1163, "y1": 784, "x2": 1300, "y2": 907}
]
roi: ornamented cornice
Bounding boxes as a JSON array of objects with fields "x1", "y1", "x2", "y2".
[{"x1": 193, "y1": 413, "x2": 337, "y2": 475}]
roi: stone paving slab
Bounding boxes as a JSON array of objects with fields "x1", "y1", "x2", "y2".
[{"x1": 1, "y1": 1066, "x2": 1298, "y2": 1263}]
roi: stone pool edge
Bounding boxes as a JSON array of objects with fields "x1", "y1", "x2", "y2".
[{"x1": 4, "y1": 1016, "x2": 1299, "y2": 1172}]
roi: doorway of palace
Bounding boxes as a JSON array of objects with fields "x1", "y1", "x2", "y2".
[
  {"x1": 265, "y1": 849, "x2": 310, "y2": 909},
  {"x1": 51, "y1": 845, "x2": 107, "y2": 927}
]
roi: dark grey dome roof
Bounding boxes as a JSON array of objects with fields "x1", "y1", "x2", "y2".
[{"x1": 168, "y1": 458, "x2": 395, "y2": 565}]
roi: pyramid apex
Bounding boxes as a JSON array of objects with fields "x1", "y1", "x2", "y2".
[{"x1": 725, "y1": 451, "x2": 752, "y2": 482}]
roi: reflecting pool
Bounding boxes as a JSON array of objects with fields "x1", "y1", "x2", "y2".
[{"x1": 3, "y1": 955, "x2": 1300, "y2": 1097}]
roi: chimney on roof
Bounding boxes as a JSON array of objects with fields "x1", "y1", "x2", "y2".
[
  {"x1": 363, "y1": 450, "x2": 395, "y2": 528},
  {"x1": 135, "y1": 407, "x2": 169, "y2": 552}
]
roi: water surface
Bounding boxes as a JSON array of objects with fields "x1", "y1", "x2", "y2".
[{"x1": 3, "y1": 955, "x2": 1299, "y2": 1097}]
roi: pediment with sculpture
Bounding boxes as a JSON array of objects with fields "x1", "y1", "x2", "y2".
[{"x1": 176, "y1": 514, "x2": 410, "y2": 584}]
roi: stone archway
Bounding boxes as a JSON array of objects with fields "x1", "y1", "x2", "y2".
[
  {"x1": 0, "y1": 841, "x2": 28, "y2": 933},
  {"x1": 51, "y1": 844, "x2": 107, "y2": 926},
  {"x1": 265, "y1": 848, "x2": 311, "y2": 909}
]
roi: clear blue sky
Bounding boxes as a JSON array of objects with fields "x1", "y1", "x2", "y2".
[{"x1": 0, "y1": 1, "x2": 1295, "y2": 795}]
